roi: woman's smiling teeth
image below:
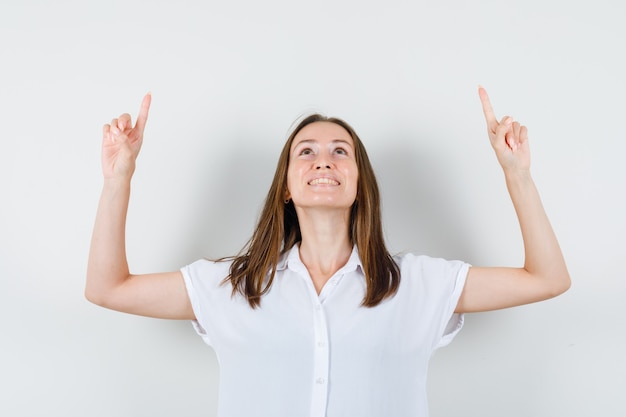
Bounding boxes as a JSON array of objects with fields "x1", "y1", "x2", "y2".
[{"x1": 309, "y1": 178, "x2": 339, "y2": 185}]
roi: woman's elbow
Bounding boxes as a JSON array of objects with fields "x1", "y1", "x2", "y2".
[
  {"x1": 84, "y1": 279, "x2": 118, "y2": 309},
  {"x1": 547, "y1": 271, "x2": 571, "y2": 299},
  {"x1": 84, "y1": 285, "x2": 107, "y2": 307}
]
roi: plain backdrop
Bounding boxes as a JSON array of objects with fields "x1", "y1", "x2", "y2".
[{"x1": 1, "y1": 0, "x2": 624, "y2": 416}]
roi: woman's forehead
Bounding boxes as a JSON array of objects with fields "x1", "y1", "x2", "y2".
[{"x1": 292, "y1": 121, "x2": 353, "y2": 147}]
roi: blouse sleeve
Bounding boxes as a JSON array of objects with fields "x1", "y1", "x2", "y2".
[
  {"x1": 435, "y1": 261, "x2": 470, "y2": 349},
  {"x1": 396, "y1": 253, "x2": 471, "y2": 352},
  {"x1": 180, "y1": 259, "x2": 233, "y2": 347}
]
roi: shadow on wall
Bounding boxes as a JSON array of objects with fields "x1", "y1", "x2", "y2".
[
  {"x1": 174, "y1": 130, "x2": 478, "y2": 265},
  {"x1": 372, "y1": 134, "x2": 477, "y2": 263},
  {"x1": 178, "y1": 132, "x2": 279, "y2": 262}
]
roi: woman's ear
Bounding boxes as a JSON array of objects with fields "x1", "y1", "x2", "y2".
[{"x1": 284, "y1": 189, "x2": 291, "y2": 203}]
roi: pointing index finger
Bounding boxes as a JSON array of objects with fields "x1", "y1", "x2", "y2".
[
  {"x1": 478, "y1": 86, "x2": 498, "y2": 133},
  {"x1": 134, "y1": 92, "x2": 152, "y2": 134}
]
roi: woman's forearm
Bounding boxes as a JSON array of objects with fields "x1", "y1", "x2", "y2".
[
  {"x1": 504, "y1": 169, "x2": 570, "y2": 294},
  {"x1": 85, "y1": 178, "x2": 132, "y2": 305}
]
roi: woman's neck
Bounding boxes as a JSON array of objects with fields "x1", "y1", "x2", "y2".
[{"x1": 295, "y1": 207, "x2": 353, "y2": 293}]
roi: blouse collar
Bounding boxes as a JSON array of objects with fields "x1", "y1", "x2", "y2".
[{"x1": 277, "y1": 243, "x2": 363, "y2": 276}]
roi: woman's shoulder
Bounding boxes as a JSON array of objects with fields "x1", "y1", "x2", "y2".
[
  {"x1": 391, "y1": 252, "x2": 470, "y2": 303},
  {"x1": 182, "y1": 257, "x2": 234, "y2": 282},
  {"x1": 393, "y1": 251, "x2": 463, "y2": 264},
  {"x1": 393, "y1": 252, "x2": 469, "y2": 279}
]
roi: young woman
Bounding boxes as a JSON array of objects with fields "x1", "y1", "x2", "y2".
[{"x1": 86, "y1": 87, "x2": 570, "y2": 417}]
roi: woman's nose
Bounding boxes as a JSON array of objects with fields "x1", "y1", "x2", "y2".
[
  {"x1": 315, "y1": 162, "x2": 331, "y2": 169},
  {"x1": 315, "y1": 153, "x2": 332, "y2": 169}
]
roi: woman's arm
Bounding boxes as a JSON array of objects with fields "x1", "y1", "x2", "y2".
[
  {"x1": 85, "y1": 94, "x2": 194, "y2": 319},
  {"x1": 455, "y1": 87, "x2": 571, "y2": 313}
]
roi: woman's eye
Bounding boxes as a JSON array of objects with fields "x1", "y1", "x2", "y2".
[
  {"x1": 300, "y1": 148, "x2": 313, "y2": 155},
  {"x1": 334, "y1": 148, "x2": 347, "y2": 155}
]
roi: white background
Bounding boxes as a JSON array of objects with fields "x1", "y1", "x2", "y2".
[{"x1": 1, "y1": 0, "x2": 624, "y2": 416}]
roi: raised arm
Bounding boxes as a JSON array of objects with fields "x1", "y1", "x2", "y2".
[
  {"x1": 85, "y1": 94, "x2": 194, "y2": 319},
  {"x1": 455, "y1": 87, "x2": 570, "y2": 313}
]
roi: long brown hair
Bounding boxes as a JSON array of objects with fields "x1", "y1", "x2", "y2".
[{"x1": 224, "y1": 114, "x2": 400, "y2": 308}]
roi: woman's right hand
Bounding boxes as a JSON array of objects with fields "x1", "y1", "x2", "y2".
[
  {"x1": 89, "y1": 92, "x2": 194, "y2": 320},
  {"x1": 101, "y1": 93, "x2": 151, "y2": 180}
]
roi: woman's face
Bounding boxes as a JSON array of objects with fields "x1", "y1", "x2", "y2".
[{"x1": 286, "y1": 121, "x2": 358, "y2": 211}]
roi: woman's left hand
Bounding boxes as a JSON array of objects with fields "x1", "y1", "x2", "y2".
[
  {"x1": 478, "y1": 86, "x2": 530, "y2": 173},
  {"x1": 455, "y1": 87, "x2": 570, "y2": 313}
]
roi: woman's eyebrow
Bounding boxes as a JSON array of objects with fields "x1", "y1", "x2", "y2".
[
  {"x1": 332, "y1": 139, "x2": 353, "y2": 147},
  {"x1": 293, "y1": 139, "x2": 353, "y2": 147}
]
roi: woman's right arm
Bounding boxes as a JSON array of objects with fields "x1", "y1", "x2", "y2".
[{"x1": 85, "y1": 94, "x2": 195, "y2": 320}]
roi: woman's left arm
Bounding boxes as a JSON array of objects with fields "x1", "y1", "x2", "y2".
[{"x1": 455, "y1": 87, "x2": 571, "y2": 313}]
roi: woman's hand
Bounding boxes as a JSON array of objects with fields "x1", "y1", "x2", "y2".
[
  {"x1": 88, "y1": 92, "x2": 194, "y2": 320},
  {"x1": 101, "y1": 93, "x2": 151, "y2": 180},
  {"x1": 478, "y1": 86, "x2": 530, "y2": 174},
  {"x1": 456, "y1": 87, "x2": 570, "y2": 313}
]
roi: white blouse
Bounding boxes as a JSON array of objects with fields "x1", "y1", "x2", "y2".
[{"x1": 181, "y1": 244, "x2": 469, "y2": 417}]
